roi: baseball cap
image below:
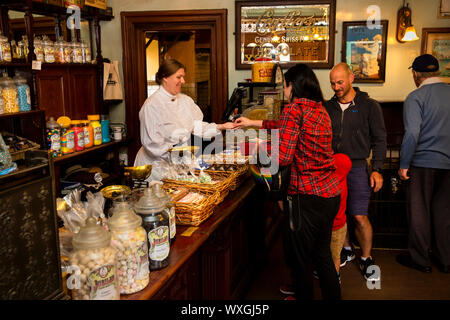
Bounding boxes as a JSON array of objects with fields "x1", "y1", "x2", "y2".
[{"x1": 409, "y1": 54, "x2": 439, "y2": 72}]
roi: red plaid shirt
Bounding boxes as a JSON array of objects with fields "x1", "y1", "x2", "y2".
[{"x1": 262, "y1": 98, "x2": 340, "y2": 198}]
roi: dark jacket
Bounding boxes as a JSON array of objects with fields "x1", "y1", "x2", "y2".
[{"x1": 324, "y1": 88, "x2": 387, "y2": 170}]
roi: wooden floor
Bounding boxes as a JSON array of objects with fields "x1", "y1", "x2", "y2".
[{"x1": 245, "y1": 231, "x2": 450, "y2": 300}]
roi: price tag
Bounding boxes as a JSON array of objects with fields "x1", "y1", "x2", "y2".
[
  {"x1": 181, "y1": 227, "x2": 199, "y2": 237},
  {"x1": 32, "y1": 60, "x2": 42, "y2": 70}
]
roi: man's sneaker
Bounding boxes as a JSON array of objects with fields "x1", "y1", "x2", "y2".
[
  {"x1": 279, "y1": 284, "x2": 295, "y2": 295},
  {"x1": 313, "y1": 270, "x2": 341, "y2": 284},
  {"x1": 360, "y1": 257, "x2": 380, "y2": 281},
  {"x1": 340, "y1": 248, "x2": 355, "y2": 267}
]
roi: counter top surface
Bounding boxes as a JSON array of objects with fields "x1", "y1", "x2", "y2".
[{"x1": 121, "y1": 177, "x2": 255, "y2": 300}]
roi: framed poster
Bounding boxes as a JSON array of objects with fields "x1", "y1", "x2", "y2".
[
  {"x1": 235, "y1": 0, "x2": 336, "y2": 70},
  {"x1": 341, "y1": 20, "x2": 388, "y2": 83},
  {"x1": 421, "y1": 28, "x2": 450, "y2": 83}
]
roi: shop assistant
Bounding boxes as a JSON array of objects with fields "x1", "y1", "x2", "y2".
[{"x1": 134, "y1": 59, "x2": 236, "y2": 166}]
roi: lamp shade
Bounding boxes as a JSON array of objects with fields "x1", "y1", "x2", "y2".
[{"x1": 401, "y1": 26, "x2": 419, "y2": 41}]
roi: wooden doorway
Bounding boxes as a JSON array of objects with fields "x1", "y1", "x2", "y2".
[{"x1": 121, "y1": 10, "x2": 228, "y2": 162}]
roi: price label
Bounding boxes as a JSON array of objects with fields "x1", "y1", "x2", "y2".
[{"x1": 32, "y1": 60, "x2": 42, "y2": 70}]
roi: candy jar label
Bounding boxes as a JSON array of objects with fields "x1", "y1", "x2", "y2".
[
  {"x1": 88, "y1": 264, "x2": 117, "y2": 300},
  {"x1": 148, "y1": 226, "x2": 169, "y2": 261}
]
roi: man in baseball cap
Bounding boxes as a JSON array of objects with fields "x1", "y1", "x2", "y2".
[{"x1": 397, "y1": 53, "x2": 450, "y2": 274}]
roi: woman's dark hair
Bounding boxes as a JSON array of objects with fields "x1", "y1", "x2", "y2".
[
  {"x1": 284, "y1": 63, "x2": 324, "y2": 103},
  {"x1": 155, "y1": 59, "x2": 185, "y2": 85}
]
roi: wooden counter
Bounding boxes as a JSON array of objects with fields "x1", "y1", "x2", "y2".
[{"x1": 121, "y1": 176, "x2": 271, "y2": 300}]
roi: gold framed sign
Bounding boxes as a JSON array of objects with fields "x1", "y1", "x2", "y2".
[
  {"x1": 235, "y1": 0, "x2": 336, "y2": 70},
  {"x1": 421, "y1": 28, "x2": 450, "y2": 83}
]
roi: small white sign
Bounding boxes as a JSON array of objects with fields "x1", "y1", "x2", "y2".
[{"x1": 32, "y1": 60, "x2": 42, "y2": 70}]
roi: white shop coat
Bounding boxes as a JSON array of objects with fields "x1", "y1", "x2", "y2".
[{"x1": 134, "y1": 86, "x2": 220, "y2": 166}]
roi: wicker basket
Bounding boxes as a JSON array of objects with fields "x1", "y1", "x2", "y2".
[
  {"x1": 163, "y1": 169, "x2": 236, "y2": 204},
  {"x1": 162, "y1": 187, "x2": 220, "y2": 226}
]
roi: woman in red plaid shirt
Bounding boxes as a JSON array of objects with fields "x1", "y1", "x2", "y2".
[{"x1": 235, "y1": 64, "x2": 341, "y2": 300}]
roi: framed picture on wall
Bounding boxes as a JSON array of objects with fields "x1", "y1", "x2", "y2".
[
  {"x1": 421, "y1": 28, "x2": 450, "y2": 83},
  {"x1": 235, "y1": 0, "x2": 337, "y2": 70},
  {"x1": 341, "y1": 20, "x2": 388, "y2": 83}
]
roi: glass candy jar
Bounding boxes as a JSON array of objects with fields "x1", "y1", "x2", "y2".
[
  {"x1": 55, "y1": 37, "x2": 65, "y2": 63},
  {"x1": 1, "y1": 77, "x2": 19, "y2": 113},
  {"x1": 13, "y1": 75, "x2": 31, "y2": 112},
  {"x1": 153, "y1": 183, "x2": 176, "y2": 242},
  {"x1": 43, "y1": 36, "x2": 55, "y2": 63},
  {"x1": 134, "y1": 187, "x2": 171, "y2": 270},
  {"x1": 64, "y1": 41, "x2": 72, "y2": 63},
  {"x1": 0, "y1": 32, "x2": 11, "y2": 62},
  {"x1": 72, "y1": 41, "x2": 83, "y2": 63},
  {"x1": 34, "y1": 36, "x2": 44, "y2": 62},
  {"x1": 69, "y1": 217, "x2": 120, "y2": 300},
  {"x1": 108, "y1": 202, "x2": 149, "y2": 294}
]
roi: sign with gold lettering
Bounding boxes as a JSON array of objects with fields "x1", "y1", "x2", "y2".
[{"x1": 236, "y1": 0, "x2": 336, "y2": 69}]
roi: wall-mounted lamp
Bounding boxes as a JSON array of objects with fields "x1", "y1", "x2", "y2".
[{"x1": 397, "y1": 2, "x2": 419, "y2": 42}]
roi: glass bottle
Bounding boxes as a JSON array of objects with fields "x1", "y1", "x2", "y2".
[
  {"x1": 34, "y1": 36, "x2": 44, "y2": 62},
  {"x1": 69, "y1": 217, "x2": 120, "y2": 300},
  {"x1": 46, "y1": 116, "x2": 62, "y2": 158},
  {"x1": 13, "y1": 74, "x2": 31, "y2": 112},
  {"x1": 0, "y1": 32, "x2": 12, "y2": 62},
  {"x1": 108, "y1": 201, "x2": 150, "y2": 294},
  {"x1": 153, "y1": 183, "x2": 176, "y2": 243},
  {"x1": 1, "y1": 77, "x2": 19, "y2": 113},
  {"x1": 134, "y1": 188, "x2": 171, "y2": 270}
]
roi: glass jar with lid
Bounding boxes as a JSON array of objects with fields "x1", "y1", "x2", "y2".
[
  {"x1": 0, "y1": 79, "x2": 4, "y2": 115},
  {"x1": 0, "y1": 32, "x2": 12, "y2": 62},
  {"x1": 1, "y1": 77, "x2": 19, "y2": 113},
  {"x1": 69, "y1": 217, "x2": 120, "y2": 300},
  {"x1": 19, "y1": 35, "x2": 29, "y2": 61},
  {"x1": 13, "y1": 74, "x2": 31, "y2": 112},
  {"x1": 153, "y1": 182, "x2": 176, "y2": 243},
  {"x1": 72, "y1": 41, "x2": 83, "y2": 63},
  {"x1": 33, "y1": 36, "x2": 44, "y2": 62},
  {"x1": 55, "y1": 37, "x2": 65, "y2": 63},
  {"x1": 134, "y1": 187, "x2": 171, "y2": 270},
  {"x1": 43, "y1": 36, "x2": 55, "y2": 63},
  {"x1": 64, "y1": 40, "x2": 72, "y2": 63},
  {"x1": 108, "y1": 201, "x2": 149, "y2": 294}
]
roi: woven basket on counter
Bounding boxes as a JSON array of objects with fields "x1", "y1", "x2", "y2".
[
  {"x1": 163, "y1": 169, "x2": 236, "y2": 204},
  {"x1": 162, "y1": 186, "x2": 220, "y2": 226}
]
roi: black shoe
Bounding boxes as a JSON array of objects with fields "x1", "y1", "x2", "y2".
[
  {"x1": 396, "y1": 254, "x2": 431, "y2": 273},
  {"x1": 340, "y1": 248, "x2": 355, "y2": 267},
  {"x1": 440, "y1": 266, "x2": 450, "y2": 273},
  {"x1": 360, "y1": 257, "x2": 379, "y2": 281}
]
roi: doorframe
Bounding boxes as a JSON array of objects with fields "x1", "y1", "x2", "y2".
[{"x1": 121, "y1": 9, "x2": 228, "y2": 162}]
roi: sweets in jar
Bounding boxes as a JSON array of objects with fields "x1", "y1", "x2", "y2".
[
  {"x1": 108, "y1": 202, "x2": 149, "y2": 294},
  {"x1": 69, "y1": 217, "x2": 120, "y2": 300}
]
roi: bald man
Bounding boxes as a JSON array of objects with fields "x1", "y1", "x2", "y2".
[{"x1": 324, "y1": 63, "x2": 386, "y2": 281}]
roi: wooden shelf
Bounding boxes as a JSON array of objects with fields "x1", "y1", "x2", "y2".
[
  {"x1": 0, "y1": 61, "x2": 31, "y2": 67},
  {"x1": 2, "y1": 0, "x2": 114, "y2": 21},
  {"x1": 54, "y1": 141, "x2": 122, "y2": 164},
  {"x1": 0, "y1": 109, "x2": 44, "y2": 119}
]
